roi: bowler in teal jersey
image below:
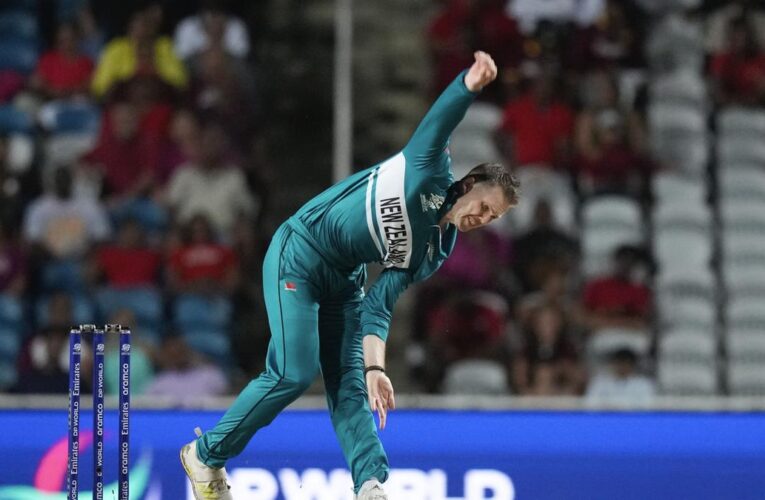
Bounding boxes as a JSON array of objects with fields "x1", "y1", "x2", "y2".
[{"x1": 180, "y1": 51, "x2": 519, "y2": 500}]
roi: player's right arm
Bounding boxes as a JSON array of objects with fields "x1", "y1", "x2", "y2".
[{"x1": 403, "y1": 51, "x2": 498, "y2": 170}]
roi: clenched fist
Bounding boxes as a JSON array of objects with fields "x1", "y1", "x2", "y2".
[{"x1": 464, "y1": 51, "x2": 498, "y2": 93}]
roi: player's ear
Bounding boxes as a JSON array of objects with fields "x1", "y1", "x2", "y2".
[{"x1": 462, "y1": 176, "x2": 476, "y2": 194}]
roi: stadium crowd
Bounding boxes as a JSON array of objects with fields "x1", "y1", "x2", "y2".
[{"x1": 0, "y1": 0, "x2": 761, "y2": 400}]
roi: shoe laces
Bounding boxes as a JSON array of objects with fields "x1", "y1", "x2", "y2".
[{"x1": 199, "y1": 478, "x2": 230, "y2": 499}]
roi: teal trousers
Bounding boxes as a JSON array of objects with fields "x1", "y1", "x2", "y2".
[{"x1": 196, "y1": 223, "x2": 389, "y2": 492}]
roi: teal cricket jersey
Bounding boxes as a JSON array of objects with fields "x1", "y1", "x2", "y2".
[{"x1": 288, "y1": 70, "x2": 479, "y2": 342}]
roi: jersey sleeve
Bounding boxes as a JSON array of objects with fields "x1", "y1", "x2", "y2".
[
  {"x1": 359, "y1": 267, "x2": 414, "y2": 342},
  {"x1": 402, "y1": 70, "x2": 479, "y2": 171}
]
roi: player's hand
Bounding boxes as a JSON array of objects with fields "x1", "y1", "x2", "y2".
[
  {"x1": 366, "y1": 370, "x2": 396, "y2": 430},
  {"x1": 464, "y1": 51, "x2": 498, "y2": 92}
]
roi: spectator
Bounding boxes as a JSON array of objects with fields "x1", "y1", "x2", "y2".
[
  {"x1": 189, "y1": 47, "x2": 257, "y2": 144},
  {"x1": 512, "y1": 199, "x2": 579, "y2": 292},
  {"x1": 582, "y1": 245, "x2": 653, "y2": 332},
  {"x1": 495, "y1": 65, "x2": 574, "y2": 170},
  {"x1": 12, "y1": 326, "x2": 70, "y2": 394},
  {"x1": 709, "y1": 15, "x2": 765, "y2": 105},
  {"x1": 91, "y1": 9, "x2": 188, "y2": 98},
  {"x1": 30, "y1": 23, "x2": 94, "y2": 100},
  {"x1": 13, "y1": 292, "x2": 79, "y2": 394},
  {"x1": 425, "y1": 291, "x2": 510, "y2": 392},
  {"x1": 433, "y1": 227, "x2": 514, "y2": 293},
  {"x1": 167, "y1": 214, "x2": 239, "y2": 296},
  {"x1": 166, "y1": 121, "x2": 257, "y2": 237},
  {"x1": 91, "y1": 218, "x2": 162, "y2": 289},
  {"x1": 76, "y1": 6, "x2": 106, "y2": 61},
  {"x1": 103, "y1": 309, "x2": 155, "y2": 396},
  {"x1": 23, "y1": 166, "x2": 111, "y2": 261},
  {"x1": 167, "y1": 215, "x2": 239, "y2": 295},
  {"x1": 0, "y1": 223, "x2": 26, "y2": 297},
  {"x1": 567, "y1": 0, "x2": 643, "y2": 72},
  {"x1": 572, "y1": 107, "x2": 652, "y2": 197},
  {"x1": 516, "y1": 266, "x2": 580, "y2": 327},
  {"x1": 0, "y1": 134, "x2": 32, "y2": 233},
  {"x1": 411, "y1": 227, "x2": 514, "y2": 374},
  {"x1": 145, "y1": 335, "x2": 228, "y2": 400},
  {"x1": 427, "y1": 0, "x2": 523, "y2": 100},
  {"x1": 512, "y1": 302, "x2": 583, "y2": 395},
  {"x1": 586, "y1": 348, "x2": 656, "y2": 405},
  {"x1": 156, "y1": 108, "x2": 201, "y2": 185},
  {"x1": 174, "y1": 0, "x2": 250, "y2": 61},
  {"x1": 81, "y1": 101, "x2": 160, "y2": 202}
]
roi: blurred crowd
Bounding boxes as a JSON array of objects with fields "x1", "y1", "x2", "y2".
[
  {"x1": 0, "y1": 0, "x2": 270, "y2": 399},
  {"x1": 0, "y1": 0, "x2": 761, "y2": 401}
]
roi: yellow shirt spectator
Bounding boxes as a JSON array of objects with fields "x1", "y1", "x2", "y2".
[{"x1": 91, "y1": 36, "x2": 188, "y2": 97}]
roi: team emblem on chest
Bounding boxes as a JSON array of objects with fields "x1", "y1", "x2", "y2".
[{"x1": 420, "y1": 193, "x2": 445, "y2": 212}]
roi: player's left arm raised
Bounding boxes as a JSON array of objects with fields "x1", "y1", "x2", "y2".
[{"x1": 404, "y1": 51, "x2": 498, "y2": 168}]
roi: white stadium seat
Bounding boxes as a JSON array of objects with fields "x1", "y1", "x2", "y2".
[
  {"x1": 659, "y1": 330, "x2": 716, "y2": 363},
  {"x1": 728, "y1": 361, "x2": 765, "y2": 396},
  {"x1": 658, "y1": 361, "x2": 717, "y2": 395}
]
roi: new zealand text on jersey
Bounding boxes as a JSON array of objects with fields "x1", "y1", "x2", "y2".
[{"x1": 380, "y1": 197, "x2": 409, "y2": 265}]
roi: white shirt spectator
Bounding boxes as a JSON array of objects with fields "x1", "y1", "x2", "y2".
[
  {"x1": 586, "y1": 371, "x2": 656, "y2": 406},
  {"x1": 507, "y1": 0, "x2": 605, "y2": 33},
  {"x1": 167, "y1": 163, "x2": 256, "y2": 237},
  {"x1": 174, "y1": 14, "x2": 249, "y2": 60},
  {"x1": 23, "y1": 194, "x2": 111, "y2": 258}
]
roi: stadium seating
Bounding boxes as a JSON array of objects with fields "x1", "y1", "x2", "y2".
[
  {"x1": 581, "y1": 195, "x2": 643, "y2": 276},
  {"x1": 35, "y1": 294, "x2": 95, "y2": 327},
  {"x1": 0, "y1": 10, "x2": 38, "y2": 42},
  {"x1": 0, "y1": 41, "x2": 37, "y2": 74},
  {"x1": 173, "y1": 294, "x2": 233, "y2": 363},
  {"x1": 0, "y1": 105, "x2": 33, "y2": 134},
  {"x1": 658, "y1": 362, "x2": 717, "y2": 395},
  {"x1": 659, "y1": 330, "x2": 716, "y2": 364},
  {"x1": 587, "y1": 328, "x2": 651, "y2": 368},
  {"x1": 727, "y1": 362, "x2": 765, "y2": 396},
  {"x1": 96, "y1": 287, "x2": 164, "y2": 345},
  {"x1": 442, "y1": 359, "x2": 509, "y2": 395}
]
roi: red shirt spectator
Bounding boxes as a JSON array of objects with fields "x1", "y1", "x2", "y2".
[
  {"x1": 98, "y1": 247, "x2": 161, "y2": 287},
  {"x1": 572, "y1": 108, "x2": 652, "y2": 195},
  {"x1": 94, "y1": 218, "x2": 161, "y2": 288},
  {"x1": 583, "y1": 277, "x2": 651, "y2": 318},
  {"x1": 498, "y1": 87, "x2": 574, "y2": 168},
  {"x1": 710, "y1": 53, "x2": 765, "y2": 101},
  {"x1": 36, "y1": 53, "x2": 93, "y2": 97},
  {"x1": 710, "y1": 16, "x2": 765, "y2": 104},
  {"x1": 82, "y1": 101, "x2": 161, "y2": 197},
  {"x1": 169, "y1": 243, "x2": 237, "y2": 284},
  {"x1": 582, "y1": 245, "x2": 652, "y2": 330},
  {"x1": 167, "y1": 214, "x2": 239, "y2": 294},
  {"x1": 32, "y1": 23, "x2": 93, "y2": 98},
  {"x1": 427, "y1": 0, "x2": 522, "y2": 97}
]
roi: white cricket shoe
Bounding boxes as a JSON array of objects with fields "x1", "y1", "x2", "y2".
[
  {"x1": 180, "y1": 428, "x2": 233, "y2": 500},
  {"x1": 355, "y1": 479, "x2": 388, "y2": 500}
]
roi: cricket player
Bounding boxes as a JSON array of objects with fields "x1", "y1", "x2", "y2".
[{"x1": 181, "y1": 51, "x2": 519, "y2": 500}]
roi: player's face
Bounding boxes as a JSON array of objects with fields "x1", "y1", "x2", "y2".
[{"x1": 452, "y1": 184, "x2": 511, "y2": 232}]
